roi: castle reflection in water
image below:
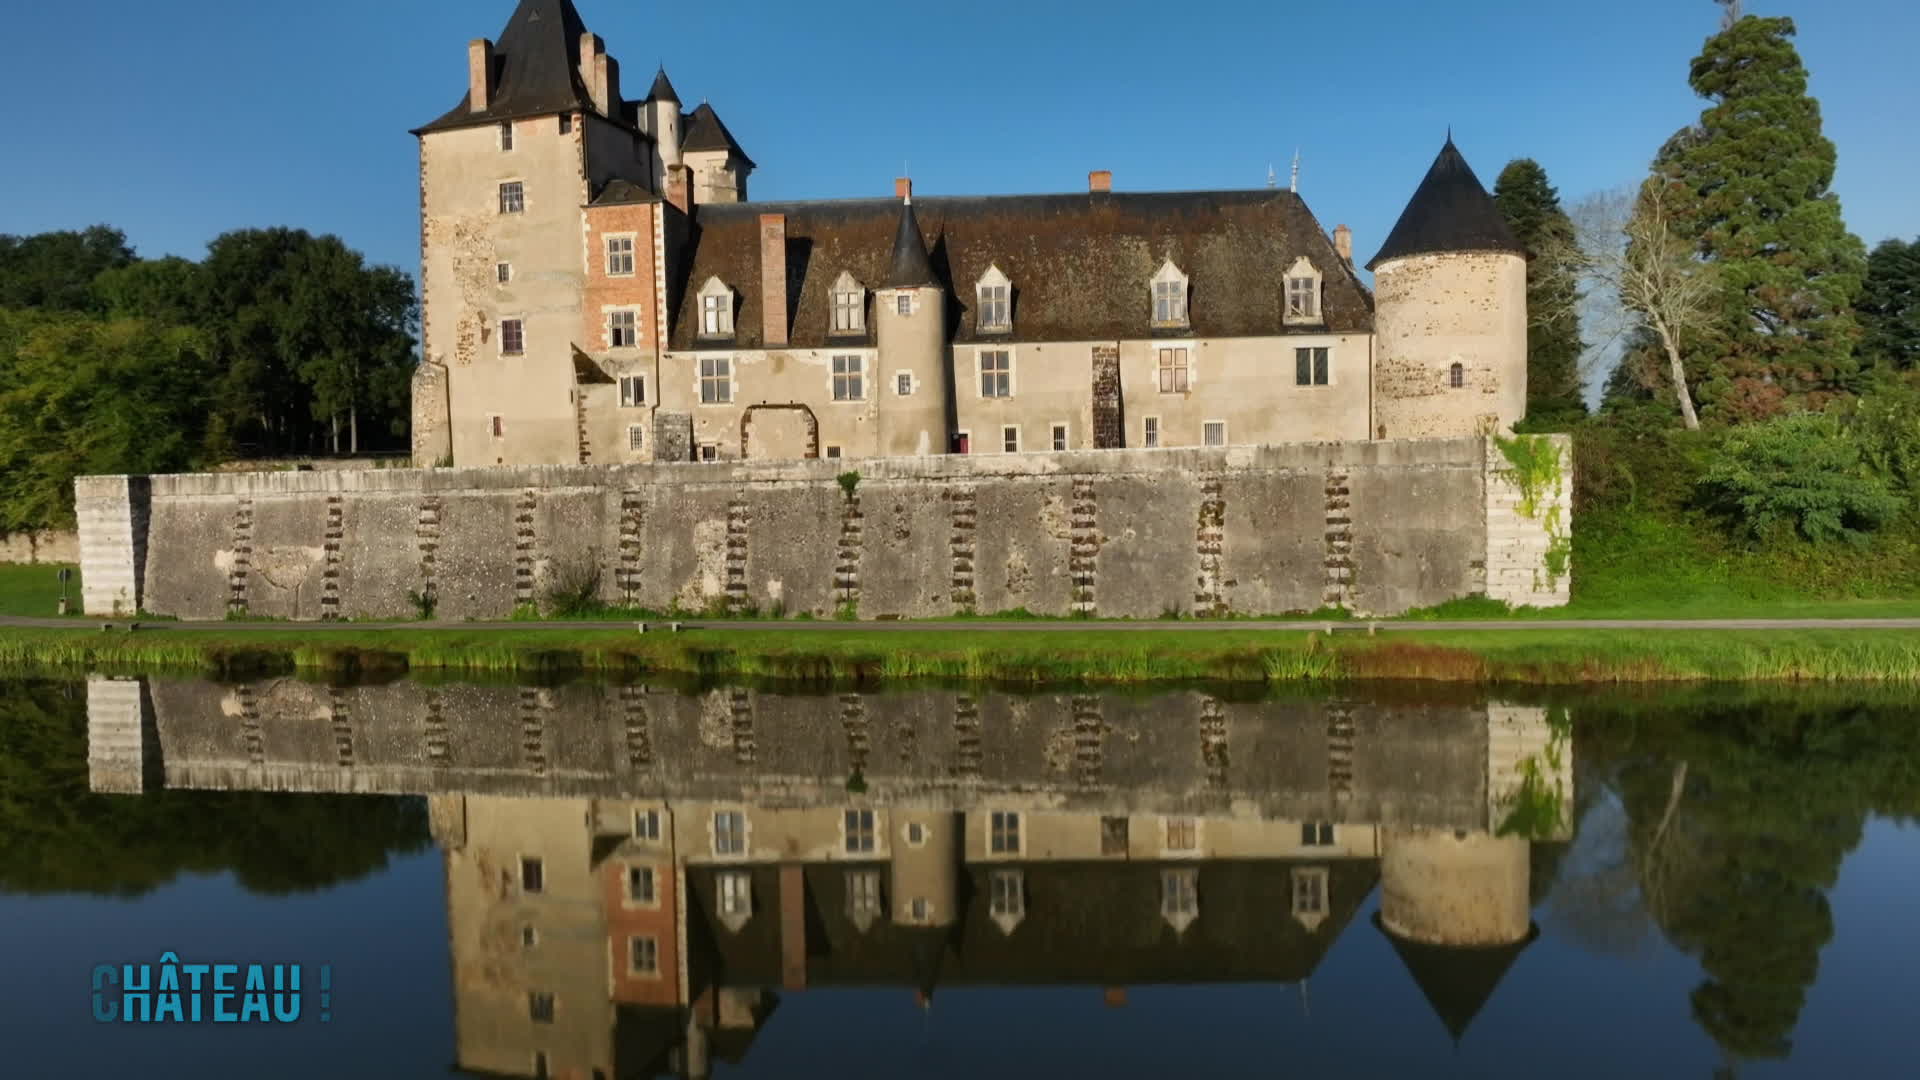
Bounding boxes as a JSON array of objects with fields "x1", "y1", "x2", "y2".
[{"x1": 88, "y1": 677, "x2": 1571, "y2": 1080}]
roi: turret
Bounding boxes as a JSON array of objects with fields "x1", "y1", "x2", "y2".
[
  {"x1": 643, "y1": 67, "x2": 682, "y2": 187},
  {"x1": 680, "y1": 102, "x2": 753, "y2": 204},
  {"x1": 874, "y1": 182, "x2": 952, "y2": 456},
  {"x1": 1368, "y1": 138, "x2": 1528, "y2": 440},
  {"x1": 889, "y1": 808, "x2": 960, "y2": 928}
]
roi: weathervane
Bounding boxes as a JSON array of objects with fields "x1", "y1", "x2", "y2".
[
  {"x1": 1290, "y1": 149, "x2": 1301, "y2": 194},
  {"x1": 1266, "y1": 164, "x2": 1277, "y2": 190},
  {"x1": 1717, "y1": 0, "x2": 1742, "y2": 30}
]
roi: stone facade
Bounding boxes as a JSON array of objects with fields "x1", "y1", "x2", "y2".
[
  {"x1": 77, "y1": 436, "x2": 1572, "y2": 621},
  {"x1": 0, "y1": 528, "x2": 77, "y2": 565}
]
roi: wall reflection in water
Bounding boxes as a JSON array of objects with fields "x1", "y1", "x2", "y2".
[{"x1": 89, "y1": 677, "x2": 1570, "y2": 1080}]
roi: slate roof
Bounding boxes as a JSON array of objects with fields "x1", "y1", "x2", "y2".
[
  {"x1": 886, "y1": 199, "x2": 939, "y2": 288},
  {"x1": 1374, "y1": 914, "x2": 1539, "y2": 1042},
  {"x1": 590, "y1": 178, "x2": 657, "y2": 207},
  {"x1": 415, "y1": 0, "x2": 596, "y2": 134},
  {"x1": 680, "y1": 103, "x2": 755, "y2": 167},
  {"x1": 1367, "y1": 138, "x2": 1525, "y2": 269},
  {"x1": 645, "y1": 67, "x2": 681, "y2": 104},
  {"x1": 668, "y1": 189, "x2": 1374, "y2": 351}
]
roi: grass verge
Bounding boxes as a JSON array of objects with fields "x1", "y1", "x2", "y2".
[{"x1": 4, "y1": 625, "x2": 1920, "y2": 686}]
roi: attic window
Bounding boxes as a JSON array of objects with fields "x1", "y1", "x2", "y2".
[
  {"x1": 831, "y1": 272, "x2": 865, "y2": 333},
  {"x1": 698, "y1": 277, "x2": 734, "y2": 337},
  {"x1": 977, "y1": 265, "x2": 1011, "y2": 332},
  {"x1": 1151, "y1": 260, "x2": 1189, "y2": 326},
  {"x1": 1284, "y1": 256, "x2": 1322, "y2": 322},
  {"x1": 500, "y1": 122, "x2": 514, "y2": 152}
]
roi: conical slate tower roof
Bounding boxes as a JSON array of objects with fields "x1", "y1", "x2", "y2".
[
  {"x1": 1366, "y1": 138, "x2": 1525, "y2": 270},
  {"x1": 680, "y1": 103, "x2": 755, "y2": 168},
  {"x1": 645, "y1": 66, "x2": 680, "y2": 104},
  {"x1": 1373, "y1": 914, "x2": 1538, "y2": 1043},
  {"x1": 416, "y1": 0, "x2": 595, "y2": 132},
  {"x1": 887, "y1": 197, "x2": 939, "y2": 288}
]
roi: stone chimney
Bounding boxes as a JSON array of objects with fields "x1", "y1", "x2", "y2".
[
  {"x1": 760, "y1": 214, "x2": 788, "y2": 347},
  {"x1": 580, "y1": 33, "x2": 609, "y2": 114},
  {"x1": 1089, "y1": 170, "x2": 1113, "y2": 193},
  {"x1": 603, "y1": 56, "x2": 621, "y2": 117},
  {"x1": 468, "y1": 39, "x2": 495, "y2": 111},
  {"x1": 1334, "y1": 224, "x2": 1353, "y2": 263},
  {"x1": 895, "y1": 177, "x2": 913, "y2": 201},
  {"x1": 665, "y1": 164, "x2": 691, "y2": 214}
]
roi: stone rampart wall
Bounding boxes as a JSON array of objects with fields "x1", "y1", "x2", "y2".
[{"x1": 76, "y1": 436, "x2": 1571, "y2": 621}]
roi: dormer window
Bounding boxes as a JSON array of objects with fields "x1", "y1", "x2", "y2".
[
  {"x1": 698, "y1": 277, "x2": 734, "y2": 337},
  {"x1": 977, "y1": 265, "x2": 1011, "y2": 333},
  {"x1": 1285, "y1": 256, "x2": 1322, "y2": 323},
  {"x1": 831, "y1": 272, "x2": 865, "y2": 334},
  {"x1": 1151, "y1": 260, "x2": 1189, "y2": 327}
]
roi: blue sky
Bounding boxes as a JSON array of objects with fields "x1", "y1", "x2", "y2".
[{"x1": 4, "y1": 0, "x2": 1914, "y2": 279}]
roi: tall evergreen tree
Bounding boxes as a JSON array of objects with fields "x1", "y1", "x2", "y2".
[
  {"x1": 1651, "y1": 13, "x2": 1867, "y2": 421},
  {"x1": 1859, "y1": 238, "x2": 1919, "y2": 371},
  {"x1": 1494, "y1": 159, "x2": 1588, "y2": 426}
]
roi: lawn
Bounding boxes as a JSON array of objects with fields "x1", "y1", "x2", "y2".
[{"x1": 0, "y1": 563, "x2": 80, "y2": 619}]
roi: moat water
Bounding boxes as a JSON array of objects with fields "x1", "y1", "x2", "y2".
[{"x1": 2, "y1": 675, "x2": 1915, "y2": 1078}]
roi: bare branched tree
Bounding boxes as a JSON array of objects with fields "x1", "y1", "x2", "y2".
[{"x1": 1547, "y1": 184, "x2": 1720, "y2": 429}]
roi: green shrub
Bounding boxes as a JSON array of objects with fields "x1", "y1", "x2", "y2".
[
  {"x1": 1699, "y1": 412, "x2": 1904, "y2": 544},
  {"x1": 1845, "y1": 382, "x2": 1920, "y2": 493}
]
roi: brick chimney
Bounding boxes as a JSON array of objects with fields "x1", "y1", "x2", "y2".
[
  {"x1": 1334, "y1": 224, "x2": 1353, "y2": 263},
  {"x1": 1089, "y1": 170, "x2": 1113, "y2": 193},
  {"x1": 468, "y1": 39, "x2": 494, "y2": 111},
  {"x1": 895, "y1": 177, "x2": 913, "y2": 201},
  {"x1": 665, "y1": 164, "x2": 691, "y2": 214},
  {"x1": 760, "y1": 213, "x2": 788, "y2": 347}
]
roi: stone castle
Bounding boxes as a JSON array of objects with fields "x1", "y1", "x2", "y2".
[{"x1": 411, "y1": 0, "x2": 1530, "y2": 470}]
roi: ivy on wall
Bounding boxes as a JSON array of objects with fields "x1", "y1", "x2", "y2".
[{"x1": 1494, "y1": 434, "x2": 1573, "y2": 592}]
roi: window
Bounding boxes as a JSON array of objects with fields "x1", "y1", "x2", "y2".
[
  {"x1": 520, "y1": 856, "x2": 544, "y2": 894},
  {"x1": 499, "y1": 181, "x2": 525, "y2": 214},
  {"x1": 699, "y1": 357, "x2": 733, "y2": 404},
  {"x1": 489, "y1": 415, "x2": 505, "y2": 439},
  {"x1": 500, "y1": 122, "x2": 514, "y2": 151},
  {"x1": 714, "y1": 810, "x2": 746, "y2": 856},
  {"x1": 824, "y1": 445, "x2": 842, "y2": 459},
  {"x1": 1292, "y1": 868, "x2": 1328, "y2": 917},
  {"x1": 1143, "y1": 417, "x2": 1160, "y2": 448},
  {"x1": 979, "y1": 350, "x2": 1011, "y2": 398},
  {"x1": 989, "y1": 870, "x2": 1024, "y2": 918},
  {"x1": 1002, "y1": 426, "x2": 1020, "y2": 454},
  {"x1": 619, "y1": 375, "x2": 646, "y2": 408},
  {"x1": 610, "y1": 310, "x2": 638, "y2": 348},
  {"x1": 906, "y1": 822, "x2": 927, "y2": 847},
  {"x1": 990, "y1": 810, "x2": 1021, "y2": 854},
  {"x1": 832, "y1": 355, "x2": 865, "y2": 401},
  {"x1": 844, "y1": 809, "x2": 875, "y2": 854},
  {"x1": 718, "y1": 871, "x2": 752, "y2": 918},
  {"x1": 1101, "y1": 816, "x2": 1129, "y2": 856},
  {"x1": 698, "y1": 279, "x2": 734, "y2": 337},
  {"x1": 847, "y1": 871, "x2": 882, "y2": 923},
  {"x1": 832, "y1": 278, "x2": 865, "y2": 333},
  {"x1": 700, "y1": 444, "x2": 719, "y2": 462},
  {"x1": 1287, "y1": 275, "x2": 1318, "y2": 319},
  {"x1": 1051, "y1": 424, "x2": 1068, "y2": 452},
  {"x1": 896, "y1": 372, "x2": 914, "y2": 397},
  {"x1": 533, "y1": 1052, "x2": 550, "y2": 1080},
  {"x1": 1449, "y1": 362, "x2": 1465, "y2": 388},
  {"x1": 1203, "y1": 421, "x2": 1226, "y2": 448},
  {"x1": 1165, "y1": 818, "x2": 1198, "y2": 853},
  {"x1": 1153, "y1": 279, "x2": 1187, "y2": 324},
  {"x1": 607, "y1": 236, "x2": 636, "y2": 276},
  {"x1": 529, "y1": 991, "x2": 555, "y2": 1024},
  {"x1": 1162, "y1": 868, "x2": 1198, "y2": 918},
  {"x1": 895, "y1": 293, "x2": 912, "y2": 316},
  {"x1": 977, "y1": 267, "x2": 1011, "y2": 331},
  {"x1": 521, "y1": 925, "x2": 539, "y2": 949},
  {"x1": 1295, "y1": 347, "x2": 1330, "y2": 386},
  {"x1": 1157, "y1": 348, "x2": 1190, "y2": 393},
  {"x1": 627, "y1": 865, "x2": 656, "y2": 904},
  {"x1": 909, "y1": 897, "x2": 930, "y2": 921},
  {"x1": 629, "y1": 936, "x2": 658, "y2": 975},
  {"x1": 501, "y1": 319, "x2": 525, "y2": 356},
  {"x1": 496, "y1": 262, "x2": 512, "y2": 284},
  {"x1": 1301, "y1": 821, "x2": 1334, "y2": 846},
  {"x1": 633, "y1": 808, "x2": 660, "y2": 840},
  {"x1": 559, "y1": 113, "x2": 573, "y2": 134}
]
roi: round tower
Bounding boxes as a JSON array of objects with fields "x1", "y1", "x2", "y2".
[
  {"x1": 1368, "y1": 138, "x2": 1528, "y2": 440},
  {"x1": 643, "y1": 67, "x2": 682, "y2": 177},
  {"x1": 874, "y1": 184, "x2": 952, "y2": 457},
  {"x1": 1378, "y1": 827, "x2": 1531, "y2": 947},
  {"x1": 889, "y1": 809, "x2": 960, "y2": 928}
]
